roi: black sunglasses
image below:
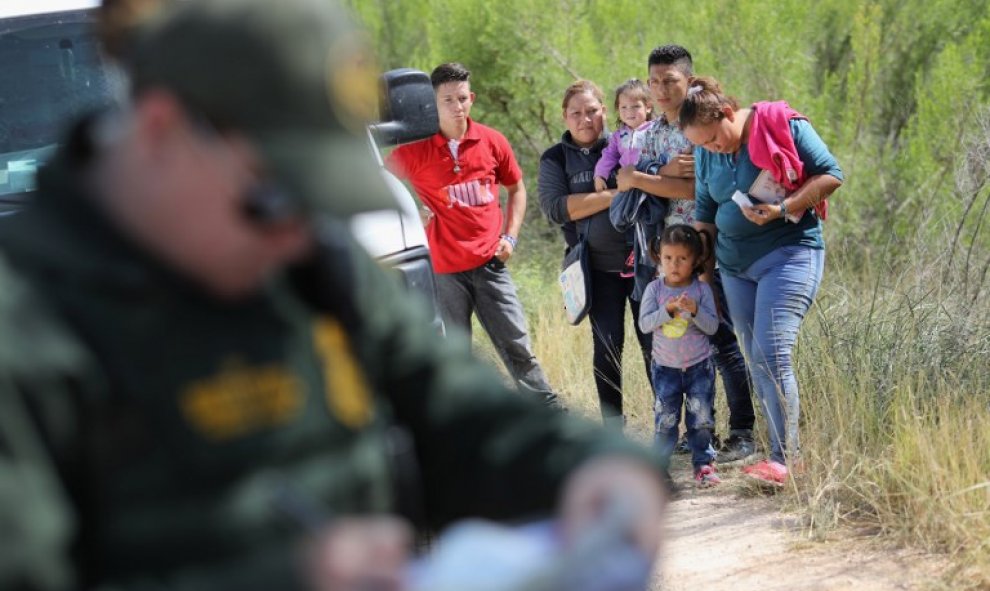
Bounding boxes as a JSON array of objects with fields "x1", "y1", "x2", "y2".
[{"x1": 189, "y1": 110, "x2": 302, "y2": 225}]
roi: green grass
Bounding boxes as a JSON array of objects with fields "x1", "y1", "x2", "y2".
[{"x1": 472, "y1": 231, "x2": 990, "y2": 588}]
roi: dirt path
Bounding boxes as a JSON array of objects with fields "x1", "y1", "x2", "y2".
[{"x1": 652, "y1": 463, "x2": 947, "y2": 591}]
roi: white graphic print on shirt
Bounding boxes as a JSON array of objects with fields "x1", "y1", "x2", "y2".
[{"x1": 446, "y1": 180, "x2": 495, "y2": 207}]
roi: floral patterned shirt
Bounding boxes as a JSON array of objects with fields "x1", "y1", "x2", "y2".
[{"x1": 640, "y1": 114, "x2": 695, "y2": 226}]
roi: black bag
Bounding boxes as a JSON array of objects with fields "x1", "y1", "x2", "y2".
[{"x1": 558, "y1": 221, "x2": 592, "y2": 325}]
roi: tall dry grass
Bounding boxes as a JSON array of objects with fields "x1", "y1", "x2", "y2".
[
  {"x1": 473, "y1": 247, "x2": 656, "y2": 431},
  {"x1": 795, "y1": 244, "x2": 990, "y2": 587},
  {"x1": 471, "y1": 228, "x2": 990, "y2": 587}
]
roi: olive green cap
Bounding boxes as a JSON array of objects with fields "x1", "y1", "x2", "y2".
[{"x1": 129, "y1": 0, "x2": 397, "y2": 217}]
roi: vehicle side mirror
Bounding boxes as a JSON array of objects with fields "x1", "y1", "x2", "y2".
[{"x1": 370, "y1": 68, "x2": 438, "y2": 147}]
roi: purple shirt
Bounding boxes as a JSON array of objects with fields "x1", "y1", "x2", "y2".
[
  {"x1": 638, "y1": 277, "x2": 718, "y2": 369},
  {"x1": 593, "y1": 120, "x2": 653, "y2": 180}
]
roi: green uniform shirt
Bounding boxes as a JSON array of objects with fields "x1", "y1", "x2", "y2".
[{"x1": 0, "y1": 127, "x2": 660, "y2": 591}]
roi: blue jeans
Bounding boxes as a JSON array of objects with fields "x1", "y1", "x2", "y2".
[
  {"x1": 710, "y1": 269, "x2": 755, "y2": 435},
  {"x1": 721, "y1": 245, "x2": 824, "y2": 464},
  {"x1": 437, "y1": 258, "x2": 556, "y2": 404},
  {"x1": 652, "y1": 358, "x2": 716, "y2": 469},
  {"x1": 589, "y1": 269, "x2": 652, "y2": 419}
]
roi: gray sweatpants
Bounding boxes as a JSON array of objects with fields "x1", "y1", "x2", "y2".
[{"x1": 436, "y1": 258, "x2": 557, "y2": 405}]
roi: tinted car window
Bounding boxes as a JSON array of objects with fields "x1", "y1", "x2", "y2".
[{"x1": 0, "y1": 9, "x2": 125, "y2": 208}]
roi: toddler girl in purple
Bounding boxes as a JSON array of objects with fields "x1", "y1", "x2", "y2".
[
  {"x1": 638, "y1": 225, "x2": 721, "y2": 487},
  {"x1": 593, "y1": 79, "x2": 654, "y2": 192}
]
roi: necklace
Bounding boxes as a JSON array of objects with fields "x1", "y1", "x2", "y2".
[{"x1": 448, "y1": 138, "x2": 461, "y2": 174}]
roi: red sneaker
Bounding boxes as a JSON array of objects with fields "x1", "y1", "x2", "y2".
[
  {"x1": 694, "y1": 464, "x2": 722, "y2": 488},
  {"x1": 742, "y1": 460, "x2": 788, "y2": 486}
]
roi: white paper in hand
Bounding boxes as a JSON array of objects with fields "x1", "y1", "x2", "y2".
[
  {"x1": 731, "y1": 190, "x2": 754, "y2": 209},
  {"x1": 749, "y1": 169, "x2": 788, "y2": 203}
]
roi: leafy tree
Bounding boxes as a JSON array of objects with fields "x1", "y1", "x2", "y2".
[{"x1": 348, "y1": 0, "x2": 990, "y2": 248}]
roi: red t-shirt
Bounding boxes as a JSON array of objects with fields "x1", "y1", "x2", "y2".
[{"x1": 386, "y1": 119, "x2": 522, "y2": 274}]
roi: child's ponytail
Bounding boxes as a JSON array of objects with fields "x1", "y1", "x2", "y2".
[{"x1": 695, "y1": 227, "x2": 714, "y2": 274}]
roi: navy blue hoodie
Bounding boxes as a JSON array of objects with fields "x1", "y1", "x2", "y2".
[{"x1": 537, "y1": 132, "x2": 629, "y2": 272}]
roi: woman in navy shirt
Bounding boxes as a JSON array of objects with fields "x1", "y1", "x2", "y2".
[{"x1": 538, "y1": 80, "x2": 692, "y2": 425}]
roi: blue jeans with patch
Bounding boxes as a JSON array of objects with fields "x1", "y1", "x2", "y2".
[
  {"x1": 436, "y1": 258, "x2": 557, "y2": 405},
  {"x1": 652, "y1": 358, "x2": 716, "y2": 469},
  {"x1": 721, "y1": 245, "x2": 824, "y2": 464}
]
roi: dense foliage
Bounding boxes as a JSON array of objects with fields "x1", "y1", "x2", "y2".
[{"x1": 350, "y1": 0, "x2": 990, "y2": 264}]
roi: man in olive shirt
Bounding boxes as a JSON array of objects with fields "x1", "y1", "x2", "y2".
[{"x1": 0, "y1": 1, "x2": 666, "y2": 590}]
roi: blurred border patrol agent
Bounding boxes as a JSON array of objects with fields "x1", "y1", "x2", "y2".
[{"x1": 0, "y1": 0, "x2": 667, "y2": 590}]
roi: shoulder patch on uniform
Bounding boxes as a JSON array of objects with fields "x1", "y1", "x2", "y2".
[
  {"x1": 314, "y1": 316, "x2": 373, "y2": 429},
  {"x1": 325, "y1": 32, "x2": 380, "y2": 134}
]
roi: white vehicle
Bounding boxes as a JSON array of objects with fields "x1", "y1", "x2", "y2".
[
  {"x1": 360, "y1": 68, "x2": 444, "y2": 333},
  {"x1": 0, "y1": 1, "x2": 443, "y2": 331}
]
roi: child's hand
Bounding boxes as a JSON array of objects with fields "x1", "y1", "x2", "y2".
[
  {"x1": 664, "y1": 298, "x2": 680, "y2": 316},
  {"x1": 593, "y1": 176, "x2": 608, "y2": 193},
  {"x1": 676, "y1": 294, "x2": 698, "y2": 317}
]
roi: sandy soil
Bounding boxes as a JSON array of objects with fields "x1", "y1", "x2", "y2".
[{"x1": 652, "y1": 462, "x2": 948, "y2": 591}]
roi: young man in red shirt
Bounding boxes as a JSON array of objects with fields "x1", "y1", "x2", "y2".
[{"x1": 387, "y1": 62, "x2": 556, "y2": 405}]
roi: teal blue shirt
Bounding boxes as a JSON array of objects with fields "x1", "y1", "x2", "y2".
[{"x1": 693, "y1": 119, "x2": 843, "y2": 274}]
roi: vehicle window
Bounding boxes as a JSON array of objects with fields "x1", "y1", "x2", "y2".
[{"x1": 0, "y1": 9, "x2": 125, "y2": 204}]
